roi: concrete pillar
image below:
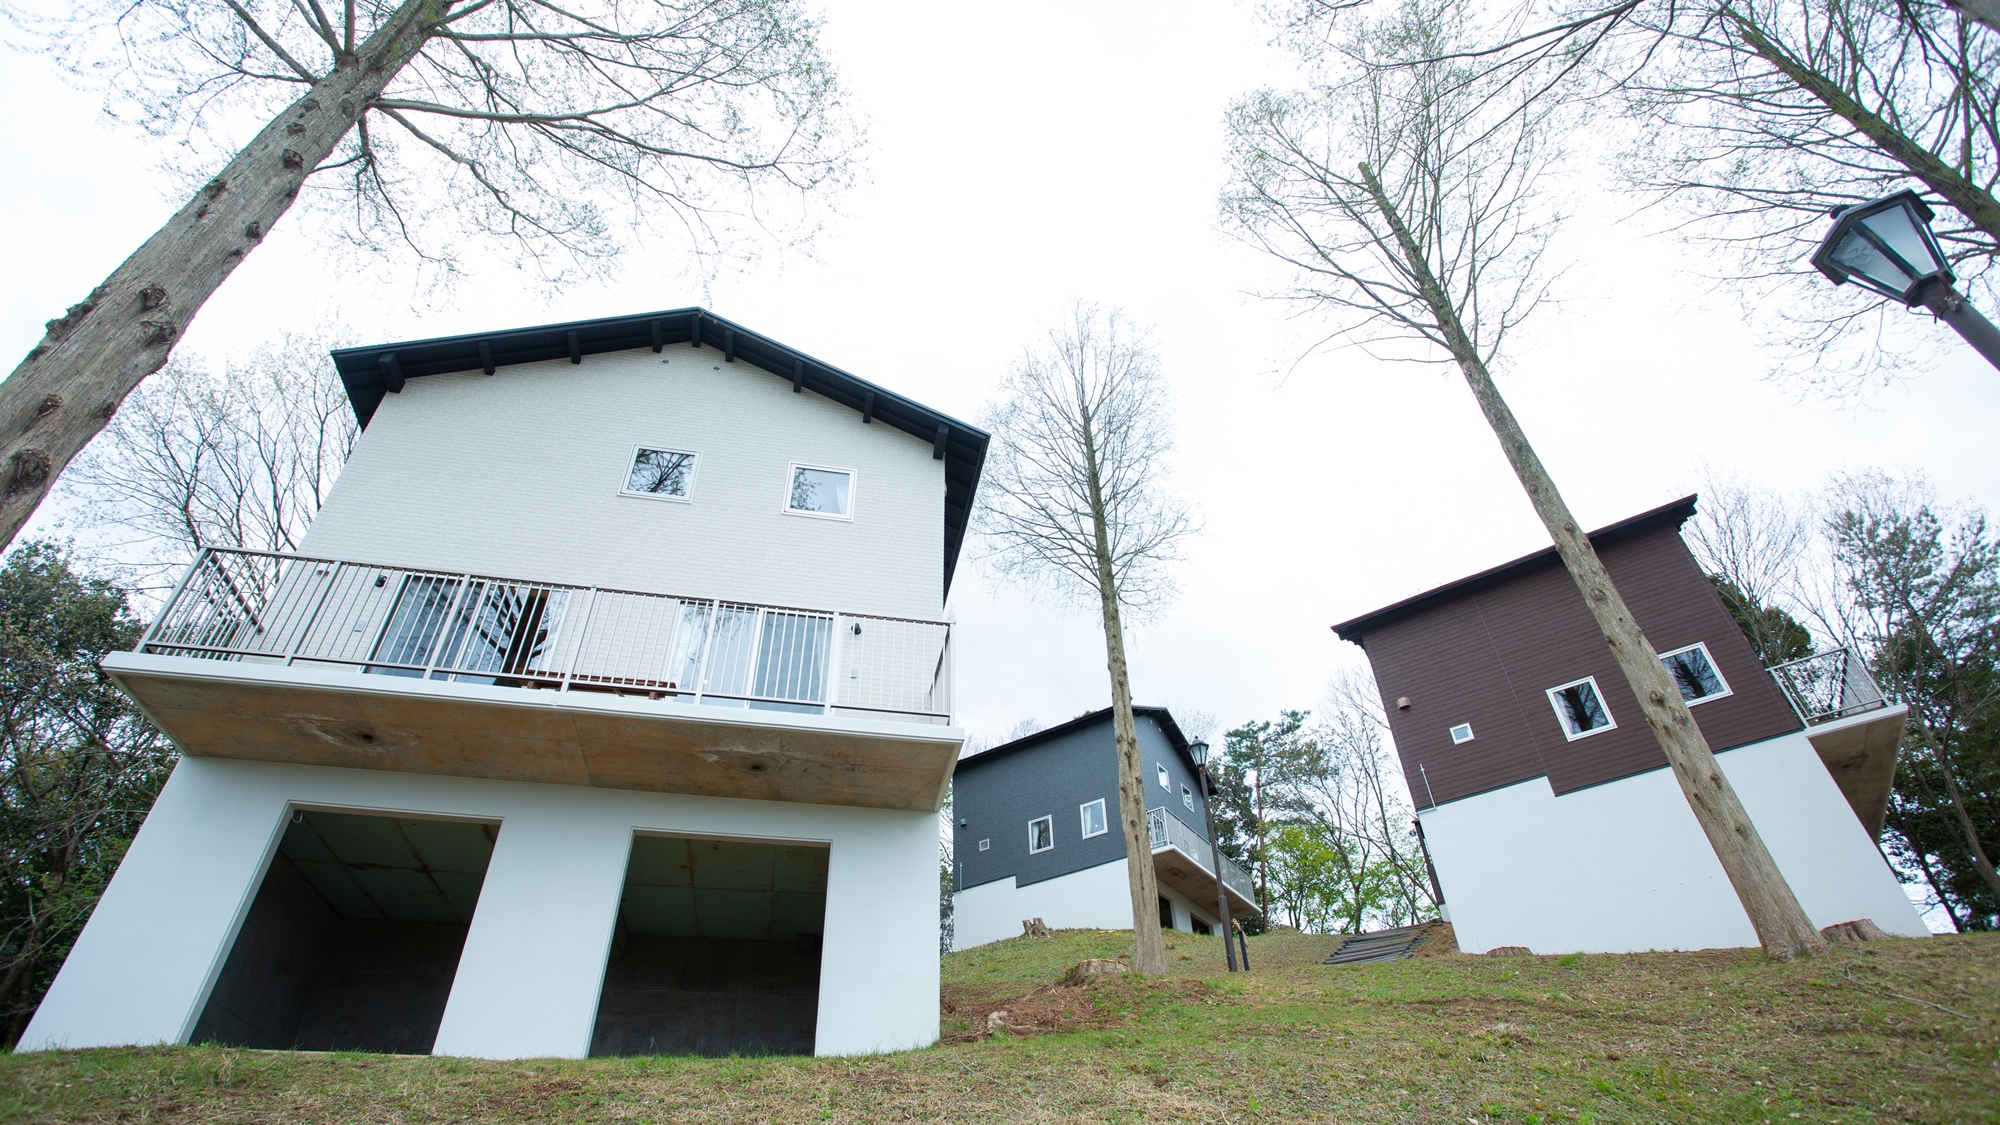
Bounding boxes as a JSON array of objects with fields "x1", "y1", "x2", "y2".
[
  {"x1": 430, "y1": 791, "x2": 632, "y2": 1059},
  {"x1": 814, "y1": 809, "x2": 938, "y2": 1055},
  {"x1": 19, "y1": 759, "x2": 287, "y2": 1051}
]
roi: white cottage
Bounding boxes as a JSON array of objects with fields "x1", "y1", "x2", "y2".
[{"x1": 21, "y1": 308, "x2": 985, "y2": 1059}]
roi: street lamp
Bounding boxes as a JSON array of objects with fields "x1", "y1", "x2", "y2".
[
  {"x1": 1188, "y1": 737, "x2": 1238, "y2": 972},
  {"x1": 1810, "y1": 189, "x2": 2000, "y2": 370}
]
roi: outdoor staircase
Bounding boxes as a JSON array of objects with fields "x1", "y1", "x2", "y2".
[{"x1": 1321, "y1": 923, "x2": 1433, "y2": 965}]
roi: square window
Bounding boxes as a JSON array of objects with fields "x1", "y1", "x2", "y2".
[
  {"x1": 1181, "y1": 784, "x2": 1195, "y2": 812},
  {"x1": 1660, "y1": 642, "x2": 1731, "y2": 705},
  {"x1": 1079, "y1": 798, "x2": 1108, "y2": 839},
  {"x1": 622, "y1": 446, "x2": 698, "y2": 501},
  {"x1": 1449, "y1": 723, "x2": 1474, "y2": 745},
  {"x1": 978, "y1": 838, "x2": 990, "y2": 852},
  {"x1": 786, "y1": 464, "x2": 854, "y2": 519},
  {"x1": 1547, "y1": 676, "x2": 1616, "y2": 740},
  {"x1": 1157, "y1": 763, "x2": 1169, "y2": 789},
  {"x1": 1028, "y1": 816, "x2": 1054, "y2": 854}
]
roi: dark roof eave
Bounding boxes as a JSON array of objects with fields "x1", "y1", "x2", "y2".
[
  {"x1": 329, "y1": 307, "x2": 991, "y2": 595},
  {"x1": 1329, "y1": 495, "x2": 1700, "y2": 644},
  {"x1": 955, "y1": 705, "x2": 1198, "y2": 773}
]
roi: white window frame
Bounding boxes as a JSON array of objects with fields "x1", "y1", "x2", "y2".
[
  {"x1": 783, "y1": 462, "x2": 857, "y2": 521},
  {"x1": 619, "y1": 444, "x2": 701, "y2": 503},
  {"x1": 1546, "y1": 675, "x2": 1617, "y2": 741},
  {"x1": 1156, "y1": 763, "x2": 1169, "y2": 789},
  {"x1": 1181, "y1": 784, "x2": 1195, "y2": 812},
  {"x1": 1079, "y1": 798, "x2": 1108, "y2": 840},
  {"x1": 1027, "y1": 815, "x2": 1054, "y2": 854},
  {"x1": 977, "y1": 838, "x2": 990, "y2": 852},
  {"x1": 1659, "y1": 641, "x2": 1733, "y2": 706},
  {"x1": 1449, "y1": 723, "x2": 1474, "y2": 745}
]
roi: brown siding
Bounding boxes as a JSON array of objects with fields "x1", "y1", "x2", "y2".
[{"x1": 1360, "y1": 524, "x2": 1802, "y2": 809}]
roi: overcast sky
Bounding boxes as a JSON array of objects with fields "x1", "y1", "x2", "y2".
[{"x1": 4, "y1": 0, "x2": 1997, "y2": 757}]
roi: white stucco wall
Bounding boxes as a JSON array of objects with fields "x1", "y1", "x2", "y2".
[
  {"x1": 20, "y1": 756, "x2": 940, "y2": 1058},
  {"x1": 298, "y1": 343, "x2": 946, "y2": 621},
  {"x1": 951, "y1": 858, "x2": 1219, "y2": 951},
  {"x1": 1422, "y1": 728, "x2": 1928, "y2": 954}
]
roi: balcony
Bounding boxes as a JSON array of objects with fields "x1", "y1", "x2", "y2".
[
  {"x1": 1147, "y1": 807, "x2": 1261, "y2": 921},
  {"x1": 103, "y1": 549, "x2": 962, "y2": 812},
  {"x1": 1766, "y1": 648, "x2": 1907, "y2": 837}
]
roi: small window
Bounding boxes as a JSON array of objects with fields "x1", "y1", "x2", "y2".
[
  {"x1": 1449, "y1": 723, "x2": 1474, "y2": 745},
  {"x1": 1548, "y1": 676, "x2": 1615, "y2": 740},
  {"x1": 1181, "y1": 784, "x2": 1195, "y2": 812},
  {"x1": 1027, "y1": 816, "x2": 1054, "y2": 854},
  {"x1": 1079, "y1": 798, "x2": 1108, "y2": 839},
  {"x1": 786, "y1": 464, "x2": 854, "y2": 519},
  {"x1": 1156, "y1": 763, "x2": 1169, "y2": 789},
  {"x1": 1660, "y1": 642, "x2": 1731, "y2": 705},
  {"x1": 622, "y1": 446, "x2": 698, "y2": 501},
  {"x1": 977, "y1": 838, "x2": 990, "y2": 852}
]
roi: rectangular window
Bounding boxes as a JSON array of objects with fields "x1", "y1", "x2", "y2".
[
  {"x1": 1449, "y1": 723, "x2": 1474, "y2": 745},
  {"x1": 1181, "y1": 784, "x2": 1195, "y2": 812},
  {"x1": 1079, "y1": 798, "x2": 1108, "y2": 839},
  {"x1": 622, "y1": 446, "x2": 698, "y2": 501},
  {"x1": 786, "y1": 464, "x2": 854, "y2": 519},
  {"x1": 1660, "y1": 642, "x2": 1731, "y2": 705},
  {"x1": 977, "y1": 839, "x2": 990, "y2": 852},
  {"x1": 1157, "y1": 763, "x2": 1169, "y2": 789},
  {"x1": 1027, "y1": 816, "x2": 1054, "y2": 854},
  {"x1": 1547, "y1": 676, "x2": 1616, "y2": 740}
]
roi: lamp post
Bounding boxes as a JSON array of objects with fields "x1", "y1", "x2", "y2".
[
  {"x1": 1810, "y1": 189, "x2": 2000, "y2": 371},
  {"x1": 1188, "y1": 738, "x2": 1238, "y2": 972}
]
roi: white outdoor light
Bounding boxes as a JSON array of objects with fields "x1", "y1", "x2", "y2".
[
  {"x1": 1188, "y1": 737, "x2": 1209, "y2": 767},
  {"x1": 1811, "y1": 189, "x2": 2000, "y2": 370}
]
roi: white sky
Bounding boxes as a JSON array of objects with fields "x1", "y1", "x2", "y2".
[{"x1": 4, "y1": 0, "x2": 1997, "y2": 759}]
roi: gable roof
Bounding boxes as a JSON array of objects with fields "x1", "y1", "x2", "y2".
[
  {"x1": 1329, "y1": 495, "x2": 1700, "y2": 645},
  {"x1": 956, "y1": 705, "x2": 1200, "y2": 773},
  {"x1": 329, "y1": 307, "x2": 990, "y2": 594}
]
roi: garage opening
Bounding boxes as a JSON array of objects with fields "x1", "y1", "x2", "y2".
[
  {"x1": 590, "y1": 835, "x2": 828, "y2": 1057},
  {"x1": 190, "y1": 809, "x2": 497, "y2": 1053}
]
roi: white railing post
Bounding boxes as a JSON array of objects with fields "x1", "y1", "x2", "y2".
[
  {"x1": 825, "y1": 614, "x2": 846, "y2": 716},
  {"x1": 140, "y1": 547, "x2": 210, "y2": 650},
  {"x1": 559, "y1": 588, "x2": 599, "y2": 692},
  {"x1": 284, "y1": 561, "x2": 345, "y2": 666},
  {"x1": 693, "y1": 599, "x2": 720, "y2": 704},
  {"x1": 420, "y1": 574, "x2": 477, "y2": 680}
]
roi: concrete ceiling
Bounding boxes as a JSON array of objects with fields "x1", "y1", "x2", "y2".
[
  {"x1": 619, "y1": 836, "x2": 828, "y2": 942},
  {"x1": 280, "y1": 811, "x2": 497, "y2": 924}
]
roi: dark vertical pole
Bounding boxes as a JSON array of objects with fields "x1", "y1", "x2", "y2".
[
  {"x1": 1199, "y1": 765, "x2": 1237, "y2": 972},
  {"x1": 1235, "y1": 920, "x2": 1251, "y2": 971},
  {"x1": 1917, "y1": 278, "x2": 2000, "y2": 371}
]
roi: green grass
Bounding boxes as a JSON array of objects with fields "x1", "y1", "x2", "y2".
[{"x1": 3, "y1": 929, "x2": 1995, "y2": 1123}]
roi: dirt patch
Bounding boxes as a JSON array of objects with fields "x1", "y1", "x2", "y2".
[
  {"x1": 939, "y1": 975, "x2": 1220, "y2": 1044},
  {"x1": 1412, "y1": 921, "x2": 1460, "y2": 957}
]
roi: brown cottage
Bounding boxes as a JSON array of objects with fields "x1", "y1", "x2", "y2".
[{"x1": 1331, "y1": 495, "x2": 1924, "y2": 954}]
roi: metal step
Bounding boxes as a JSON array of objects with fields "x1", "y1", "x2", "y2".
[{"x1": 1321, "y1": 923, "x2": 1432, "y2": 965}]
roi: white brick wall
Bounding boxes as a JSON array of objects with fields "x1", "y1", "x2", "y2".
[{"x1": 299, "y1": 343, "x2": 946, "y2": 621}]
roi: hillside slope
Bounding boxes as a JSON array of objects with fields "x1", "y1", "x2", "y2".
[{"x1": 3, "y1": 929, "x2": 1994, "y2": 1124}]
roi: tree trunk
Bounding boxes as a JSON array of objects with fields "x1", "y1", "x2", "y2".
[
  {"x1": 1730, "y1": 17, "x2": 2000, "y2": 248},
  {"x1": 0, "y1": 0, "x2": 447, "y2": 550},
  {"x1": 1359, "y1": 162, "x2": 1829, "y2": 960},
  {"x1": 1926, "y1": 735, "x2": 2000, "y2": 905},
  {"x1": 1083, "y1": 418, "x2": 1167, "y2": 976}
]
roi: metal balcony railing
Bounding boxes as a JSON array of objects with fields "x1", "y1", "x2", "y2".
[
  {"x1": 1767, "y1": 647, "x2": 1888, "y2": 726},
  {"x1": 1147, "y1": 806, "x2": 1257, "y2": 905},
  {"x1": 138, "y1": 548, "x2": 952, "y2": 724}
]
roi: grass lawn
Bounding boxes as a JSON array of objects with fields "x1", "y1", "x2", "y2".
[{"x1": 2, "y1": 927, "x2": 1994, "y2": 1123}]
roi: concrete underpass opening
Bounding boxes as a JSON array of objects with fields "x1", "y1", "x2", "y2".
[
  {"x1": 591, "y1": 834, "x2": 828, "y2": 1057},
  {"x1": 191, "y1": 809, "x2": 497, "y2": 1053}
]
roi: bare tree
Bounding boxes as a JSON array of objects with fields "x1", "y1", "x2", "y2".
[
  {"x1": 974, "y1": 303, "x2": 1200, "y2": 975},
  {"x1": 1682, "y1": 470, "x2": 1821, "y2": 665},
  {"x1": 59, "y1": 331, "x2": 358, "y2": 581},
  {"x1": 1320, "y1": 0, "x2": 1998, "y2": 390},
  {"x1": 1224, "y1": 0, "x2": 1827, "y2": 957},
  {"x1": 0, "y1": 0, "x2": 855, "y2": 553}
]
